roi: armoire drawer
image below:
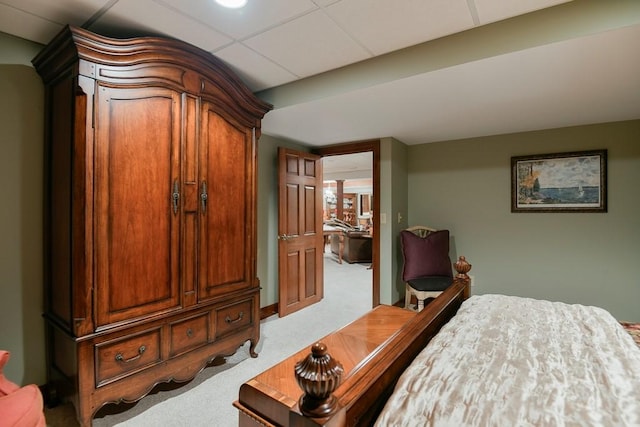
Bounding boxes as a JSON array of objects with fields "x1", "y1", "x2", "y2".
[
  {"x1": 95, "y1": 328, "x2": 162, "y2": 386},
  {"x1": 169, "y1": 312, "x2": 209, "y2": 357},
  {"x1": 215, "y1": 299, "x2": 253, "y2": 339}
]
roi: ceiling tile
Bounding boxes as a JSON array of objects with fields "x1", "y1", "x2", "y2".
[
  {"x1": 312, "y1": 0, "x2": 341, "y2": 7},
  {"x1": 322, "y1": 152, "x2": 372, "y2": 180},
  {"x1": 0, "y1": 0, "x2": 109, "y2": 44},
  {"x1": 244, "y1": 9, "x2": 371, "y2": 78},
  {"x1": 88, "y1": 0, "x2": 231, "y2": 51},
  {"x1": 473, "y1": 0, "x2": 573, "y2": 25},
  {"x1": 0, "y1": 0, "x2": 107, "y2": 25},
  {"x1": 158, "y1": 0, "x2": 318, "y2": 40},
  {"x1": 0, "y1": 4, "x2": 64, "y2": 44},
  {"x1": 325, "y1": 0, "x2": 475, "y2": 55},
  {"x1": 214, "y1": 43, "x2": 298, "y2": 91}
]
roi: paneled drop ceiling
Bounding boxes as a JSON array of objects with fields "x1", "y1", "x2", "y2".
[
  {"x1": 323, "y1": 152, "x2": 373, "y2": 181},
  {"x1": 2, "y1": 0, "x2": 639, "y2": 146}
]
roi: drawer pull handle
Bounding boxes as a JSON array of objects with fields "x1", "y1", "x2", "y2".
[
  {"x1": 225, "y1": 311, "x2": 244, "y2": 324},
  {"x1": 115, "y1": 345, "x2": 146, "y2": 363},
  {"x1": 186, "y1": 328, "x2": 193, "y2": 338}
]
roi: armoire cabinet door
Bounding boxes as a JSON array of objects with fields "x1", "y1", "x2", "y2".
[
  {"x1": 94, "y1": 85, "x2": 182, "y2": 327},
  {"x1": 198, "y1": 104, "x2": 254, "y2": 301}
]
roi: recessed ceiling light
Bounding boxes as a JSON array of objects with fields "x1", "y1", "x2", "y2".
[{"x1": 215, "y1": 0, "x2": 247, "y2": 8}]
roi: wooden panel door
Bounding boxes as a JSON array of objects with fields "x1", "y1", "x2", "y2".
[
  {"x1": 94, "y1": 86, "x2": 182, "y2": 327},
  {"x1": 278, "y1": 148, "x2": 323, "y2": 317},
  {"x1": 198, "y1": 104, "x2": 255, "y2": 301}
]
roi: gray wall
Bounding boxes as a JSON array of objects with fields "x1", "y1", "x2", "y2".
[
  {"x1": 0, "y1": 63, "x2": 45, "y2": 386},
  {"x1": 378, "y1": 138, "x2": 409, "y2": 305},
  {"x1": 0, "y1": 32, "x2": 41, "y2": 66},
  {"x1": 407, "y1": 120, "x2": 640, "y2": 321}
]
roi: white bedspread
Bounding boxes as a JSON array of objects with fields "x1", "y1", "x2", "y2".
[{"x1": 375, "y1": 295, "x2": 640, "y2": 427}]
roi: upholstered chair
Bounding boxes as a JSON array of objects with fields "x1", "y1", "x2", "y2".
[
  {"x1": 0, "y1": 350, "x2": 46, "y2": 427},
  {"x1": 400, "y1": 226, "x2": 453, "y2": 311}
]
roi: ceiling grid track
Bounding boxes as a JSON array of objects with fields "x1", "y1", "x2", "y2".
[{"x1": 466, "y1": 0, "x2": 481, "y2": 26}]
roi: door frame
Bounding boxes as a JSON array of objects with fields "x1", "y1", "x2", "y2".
[{"x1": 316, "y1": 140, "x2": 380, "y2": 307}]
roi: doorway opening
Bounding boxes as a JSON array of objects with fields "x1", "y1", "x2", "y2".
[{"x1": 317, "y1": 140, "x2": 381, "y2": 307}]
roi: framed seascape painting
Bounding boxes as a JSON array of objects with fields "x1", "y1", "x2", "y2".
[{"x1": 511, "y1": 149, "x2": 607, "y2": 213}]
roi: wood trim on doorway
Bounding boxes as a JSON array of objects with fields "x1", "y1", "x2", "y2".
[{"x1": 316, "y1": 140, "x2": 381, "y2": 307}]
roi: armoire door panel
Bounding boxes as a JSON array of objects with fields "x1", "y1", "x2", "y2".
[
  {"x1": 198, "y1": 107, "x2": 252, "y2": 300},
  {"x1": 95, "y1": 86, "x2": 181, "y2": 326}
]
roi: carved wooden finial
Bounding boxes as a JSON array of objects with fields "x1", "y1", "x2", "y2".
[
  {"x1": 294, "y1": 342, "x2": 344, "y2": 417},
  {"x1": 454, "y1": 256, "x2": 472, "y2": 280}
]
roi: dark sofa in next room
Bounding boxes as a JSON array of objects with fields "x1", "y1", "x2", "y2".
[{"x1": 330, "y1": 231, "x2": 372, "y2": 264}]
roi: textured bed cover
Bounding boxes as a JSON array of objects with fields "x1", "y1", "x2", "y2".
[{"x1": 376, "y1": 294, "x2": 640, "y2": 427}]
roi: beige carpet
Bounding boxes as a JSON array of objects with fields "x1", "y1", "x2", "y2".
[{"x1": 45, "y1": 253, "x2": 373, "y2": 426}]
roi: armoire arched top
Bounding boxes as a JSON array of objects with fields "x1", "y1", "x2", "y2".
[{"x1": 32, "y1": 25, "x2": 272, "y2": 128}]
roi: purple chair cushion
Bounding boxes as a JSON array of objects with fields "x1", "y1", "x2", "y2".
[
  {"x1": 407, "y1": 276, "x2": 453, "y2": 292},
  {"x1": 400, "y1": 229, "x2": 452, "y2": 282}
]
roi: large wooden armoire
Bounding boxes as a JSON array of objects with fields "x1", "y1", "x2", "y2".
[{"x1": 32, "y1": 26, "x2": 272, "y2": 426}]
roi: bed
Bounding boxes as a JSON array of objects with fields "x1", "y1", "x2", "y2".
[
  {"x1": 236, "y1": 260, "x2": 640, "y2": 426},
  {"x1": 375, "y1": 294, "x2": 640, "y2": 426}
]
